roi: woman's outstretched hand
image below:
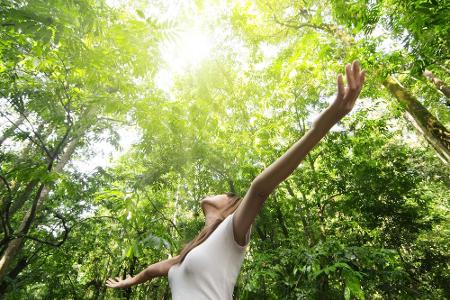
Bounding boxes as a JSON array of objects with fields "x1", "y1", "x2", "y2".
[
  {"x1": 330, "y1": 60, "x2": 366, "y2": 121},
  {"x1": 105, "y1": 274, "x2": 133, "y2": 289}
]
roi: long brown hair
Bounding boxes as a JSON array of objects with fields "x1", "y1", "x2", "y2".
[{"x1": 175, "y1": 192, "x2": 242, "y2": 264}]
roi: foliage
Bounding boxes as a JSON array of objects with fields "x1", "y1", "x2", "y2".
[{"x1": 0, "y1": 0, "x2": 448, "y2": 299}]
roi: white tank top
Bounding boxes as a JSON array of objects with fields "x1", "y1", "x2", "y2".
[{"x1": 168, "y1": 213, "x2": 250, "y2": 300}]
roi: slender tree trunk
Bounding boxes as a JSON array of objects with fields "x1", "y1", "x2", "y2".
[
  {"x1": 272, "y1": 192, "x2": 289, "y2": 238},
  {"x1": 7, "y1": 180, "x2": 39, "y2": 218},
  {"x1": 316, "y1": 272, "x2": 330, "y2": 299},
  {"x1": 0, "y1": 257, "x2": 28, "y2": 294},
  {"x1": 7, "y1": 123, "x2": 47, "y2": 216},
  {"x1": 284, "y1": 181, "x2": 316, "y2": 246},
  {"x1": 1, "y1": 123, "x2": 45, "y2": 234},
  {"x1": 1, "y1": 126, "x2": 48, "y2": 248},
  {"x1": 124, "y1": 256, "x2": 137, "y2": 300},
  {"x1": 255, "y1": 224, "x2": 267, "y2": 241},
  {"x1": 0, "y1": 133, "x2": 83, "y2": 281},
  {"x1": 384, "y1": 75, "x2": 450, "y2": 164},
  {"x1": 423, "y1": 70, "x2": 450, "y2": 105},
  {"x1": 172, "y1": 183, "x2": 180, "y2": 228},
  {"x1": 227, "y1": 178, "x2": 236, "y2": 194},
  {"x1": 98, "y1": 257, "x2": 111, "y2": 300},
  {"x1": 169, "y1": 182, "x2": 181, "y2": 257}
]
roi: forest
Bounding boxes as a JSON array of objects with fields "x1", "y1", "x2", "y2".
[{"x1": 0, "y1": 0, "x2": 449, "y2": 299}]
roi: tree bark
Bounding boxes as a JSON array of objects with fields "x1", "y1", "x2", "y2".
[
  {"x1": 384, "y1": 75, "x2": 450, "y2": 164},
  {"x1": 0, "y1": 257, "x2": 28, "y2": 294},
  {"x1": 423, "y1": 70, "x2": 450, "y2": 105}
]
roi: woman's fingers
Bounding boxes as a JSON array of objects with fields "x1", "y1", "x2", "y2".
[
  {"x1": 106, "y1": 276, "x2": 129, "y2": 288},
  {"x1": 346, "y1": 60, "x2": 366, "y2": 96},
  {"x1": 106, "y1": 279, "x2": 115, "y2": 287},
  {"x1": 353, "y1": 60, "x2": 360, "y2": 84},
  {"x1": 345, "y1": 63, "x2": 356, "y2": 90},
  {"x1": 106, "y1": 278, "x2": 116, "y2": 285},
  {"x1": 337, "y1": 74, "x2": 345, "y2": 99},
  {"x1": 358, "y1": 70, "x2": 366, "y2": 92}
]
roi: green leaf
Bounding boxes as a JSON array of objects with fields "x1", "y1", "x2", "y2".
[{"x1": 136, "y1": 9, "x2": 145, "y2": 19}]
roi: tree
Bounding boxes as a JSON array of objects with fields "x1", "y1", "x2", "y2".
[{"x1": 0, "y1": 0, "x2": 163, "y2": 291}]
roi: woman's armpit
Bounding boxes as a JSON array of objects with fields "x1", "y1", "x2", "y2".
[{"x1": 231, "y1": 213, "x2": 252, "y2": 249}]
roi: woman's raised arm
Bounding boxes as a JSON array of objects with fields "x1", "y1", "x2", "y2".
[
  {"x1": 106, "y1": 256, "x2": 179, "y2": 289},
  {"x1": 233, "y1": 61, "x2": 365, "y2": 245}
]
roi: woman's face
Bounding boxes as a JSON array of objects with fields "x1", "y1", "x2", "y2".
[{"x1": 200, "y1": 194, "x2": 232, "y2": 214}]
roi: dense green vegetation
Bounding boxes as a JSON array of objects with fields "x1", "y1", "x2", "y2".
[{"x1": 0, "y1": 0, "x2": 448, "y2": 299}]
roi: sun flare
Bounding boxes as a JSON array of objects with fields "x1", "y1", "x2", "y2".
[
  {"x1": 156, "y1": 25, "x2": 213, "y2": 92},
  {"x1": 162, "y1": 26, "x2": 212, "y2": 72}
]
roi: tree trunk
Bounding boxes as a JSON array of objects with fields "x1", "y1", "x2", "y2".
[
  {"x1": 124, "y1": 256, "x2": 138, "y2": 300},
  {"x1": 7, "y1": 180, "x2": 39, "y2": 218},
  {"x1": 272, "y1": 192, "x2": 289, "y2": 238},
  {"x1": 316, "y1": 272, "x2": 330, "y2": 299},
  {"x1": 0, "y1": 257, "x2": 28, "y2": 294},
  {"x1": 284, "y1": 181, "x2": 316, "y2": 246},
  {"x1": 1, "y1": 123, "x2": 45, "y2": 233},
  {"x1": 423, "y1": 70, "x2": 450, "y2": 105},
  {"x1": 227, "y1": 178, "x2": 236, "y2": 194},
  {"x1": 0, "y1": 133, "x2": 83, "y2": 281},
  {"x1": 384, "y1": 75, "x2": 450, "y2": 164}
]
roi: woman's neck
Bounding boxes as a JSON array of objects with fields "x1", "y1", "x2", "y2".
[{"x1": 204, "y1": 211, "x2": 221, "y2": 227}]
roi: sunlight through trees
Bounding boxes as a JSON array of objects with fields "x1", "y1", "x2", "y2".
[{"x1": 0, "y1": 0, "x2": 448, "y2": 299}]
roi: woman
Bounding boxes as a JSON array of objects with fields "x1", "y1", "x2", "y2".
[{"x1": 106, "y1": 61, "x2": 365, "y2": 298}]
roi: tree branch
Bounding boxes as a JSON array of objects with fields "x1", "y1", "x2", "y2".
[
  {"x1": 24, "y1": 213, "x2": 70, "y2": 247},
  {"x1": 142, "y1": 191, "x2": 181, "y2": 236},
  {"x1": 0, "y1": 171, "x2": 13, "y2": 237}
]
